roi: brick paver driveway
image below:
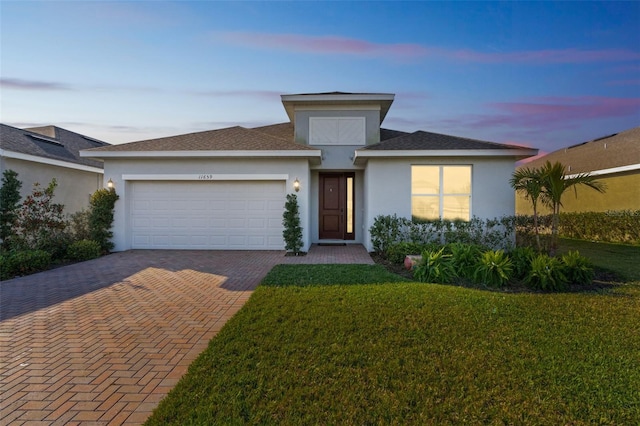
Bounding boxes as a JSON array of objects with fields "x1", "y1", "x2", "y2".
[{"x1": 1, "y1": 246, "x2": 373, "y2": 425}]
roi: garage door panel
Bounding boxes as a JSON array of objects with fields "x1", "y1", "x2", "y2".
[{"x1": 131, "y1": 181, "x2": 285, "y2": 250}]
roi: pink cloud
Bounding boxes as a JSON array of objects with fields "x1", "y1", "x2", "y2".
[
  {"x1": 215, "y1": 31, "x2": 640, "y2": 64},
  {"x1": 606, "y1": 79, "x2": 640, "y2": 86},
  {"x1": 476, "y1": 96, "x2": 640, "y2": 129}
]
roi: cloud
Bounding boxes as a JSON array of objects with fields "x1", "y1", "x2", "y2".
[
  {"x1": 1, "y1": 78, "x2": 72, "y2": 91},
  {"x1": 471, "y1": 96, "x2": 640, "y2": 130},
  {"x1": 189, "y1": 89, "x2": 282, "y2": 101},
  {"x1": 606, "y1": 79, "x2": 640, "y2": 86},
  {"x1": 215, "y1": 31, "x2": 640, "y2": 64}
]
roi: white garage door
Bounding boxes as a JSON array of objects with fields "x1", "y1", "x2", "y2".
[{"x1": 130, "y1": 181, "x2": 285, "y2": 249}]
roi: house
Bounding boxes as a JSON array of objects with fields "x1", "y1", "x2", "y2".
[
  {"x1": 81, "y1": 92, "x2": 537, "y2": 252},
  {"x1": 0, "y1": 124, "x2": 110, "y2": 214},
  {"x1": 516, "y1": 126, "x2": 640, "y2": 215}
]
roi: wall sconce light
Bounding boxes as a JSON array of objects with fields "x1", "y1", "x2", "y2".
[
  {"x1": 293, "y1": 178, "x2": 300, "y2": 192},
  {"x1": 107, "y1": 178, "x2": 114, "y2": 189}
]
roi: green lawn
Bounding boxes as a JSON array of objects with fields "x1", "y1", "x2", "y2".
[
  {"x1": 557, "y1": 238, "x2": 640, "y2": 281},
  {"x1": 146, "y1": 264, "x2": 640, "y2": 425}
]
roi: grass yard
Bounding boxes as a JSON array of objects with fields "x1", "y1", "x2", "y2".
[
  {"x1": 557, "y1": 238, "x2": 640, "y2": 281},
  {"x1": 146, "y1": 264, "x2": 640, "y2": 425}
]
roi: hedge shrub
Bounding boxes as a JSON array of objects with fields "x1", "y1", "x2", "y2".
[
  {"x1": 67, "y1": 239, "x2": 102, "y2": 262},
  {"x1": 0, "y1": 250, "x2": 52, "y2": 280}
]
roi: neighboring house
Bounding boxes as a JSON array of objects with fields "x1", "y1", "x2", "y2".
[
  {"x1": 0, "y1": 124, "x2": 110, "y2": 214},
  {"x1": 515, "y1": 126, "x2": 640, "y2": 215},
  {"x1": 81, "y1": 92, "x2": 537, "y2": 252}
]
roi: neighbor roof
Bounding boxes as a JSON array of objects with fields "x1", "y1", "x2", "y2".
[
  {"x1": 0, "y1": 124, "x2": 109, "y2": 169},
  {"x1": 84, "y1": 125, "x2": 319, "y2": 153},
  {"x1": 519, "y1": 126, "x2": 640, "y2": 175}
]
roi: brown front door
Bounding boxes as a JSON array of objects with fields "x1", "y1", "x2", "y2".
[{"x1": 319, "y1": 173, "x2": 355, "y2": 240}]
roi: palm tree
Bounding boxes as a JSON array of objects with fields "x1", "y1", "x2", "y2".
[
  {"x1": 538, "y1": 161, "x2": 606, "y2": 256},
  {"x1": 510, "y1": 167, "x2": 544, "y2": 251}
]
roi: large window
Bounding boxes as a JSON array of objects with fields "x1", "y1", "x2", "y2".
[{"x1": 412, "y1": 165, "x2": 471, "y2": 221}]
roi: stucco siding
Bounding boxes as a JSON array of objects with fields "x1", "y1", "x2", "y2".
[
  {"x1": 104, "y1": 158, "x2": 310, "y2": 252},
  {"x1": 3, "y1": 158, "x2": 102, "y2": 214},
  {"x1": 362, "y1": 157, "x2": 517, "y2": 251}
]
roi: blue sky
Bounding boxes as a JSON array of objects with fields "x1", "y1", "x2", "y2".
[{"x1": 1, "y1": 1, "x2": 639, "y2": 156}]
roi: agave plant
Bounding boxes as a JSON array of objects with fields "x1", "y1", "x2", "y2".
[{"x1": 473, "y1": 249, "x2": 513, "y2": 288}]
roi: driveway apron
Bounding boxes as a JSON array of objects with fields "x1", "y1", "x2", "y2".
[{"x1": 0, "y1": 246, "x2": 373, "y2": 425}]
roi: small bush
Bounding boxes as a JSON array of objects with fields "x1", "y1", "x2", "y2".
[
  {"x1": 448, "y1": 242, "x2": 482, "y2": 281},
  {"x1": 68, "y1": 209, "x2": 92, "y2": 241},
  {"x1": 561, "y1": 251, "x2": 594, "y2": 286},
  {"x1": 0, "y1": 250, "x2": 51, "y2": 280},
  {"x1": 413, "y1": 247, "x2": 457, "y2": 284},
  {"x1": 525, "y1": 254, "x2": 568, "y2": 291},
  {"x1": 67, "y1": 239, "x2": 102, "y2": 262},
  {"x1": 509, "y1": 246, "x2": 537, "y2": 281},
  {"x1": 473, "y1": 249, "x2": 513, "y2": 288}
]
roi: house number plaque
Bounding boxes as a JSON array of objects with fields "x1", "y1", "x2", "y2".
[{"x1": 198, "y1": 174, "x2": 215, "y2": 180}]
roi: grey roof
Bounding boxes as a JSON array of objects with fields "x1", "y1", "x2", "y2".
[
  {"x1": 85, "y1": 125, "x2": 318, "y2": 152},
  {"x1": 360, "y1": 130, "x2": 525, "y2": 151},
  {"x1": 1, "y1": 124, "x2": 109, "y2": 168}
]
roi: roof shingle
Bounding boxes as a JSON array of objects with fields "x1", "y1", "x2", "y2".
[
  {"x1": 1, "y1": 124, "x2": 109, "y2": 168},
  {"x1": 85, "y1": 126, "x2": 317, "y2": 152},
  {"x1": 360, "y1": 130, "x2": 524, "y2": 151}
]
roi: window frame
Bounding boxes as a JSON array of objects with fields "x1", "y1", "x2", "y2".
[{"x1": 411, "y1": 165, "x2": 472, "y2": 221}]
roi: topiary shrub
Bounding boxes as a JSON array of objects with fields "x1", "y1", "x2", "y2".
[
  {"x1": 525, "y1": 254, "x2": 568, "y2": 291},
  {"x1": 560, "y1": 251, "x2": 594, "y2": 286},
  {"x1": 0, "y1": 169, "x2": 22, "y2": 250},
  {"x1": 413, "y1": 247, "x2": 457, "y2": 284},
  {"x1": 89, "y1": 188, "x2": 119, "y2": 253},
  {"x1": 473, "y1": 249, "x2": 513, "y2": 288},
  {"x1": 0, "y1": 250, "x2": 51, "y2": 280},
  {"x1": 282, "y1": 193, "x2": 303, "y2": 255},
  {"x1": 67, "y1": 239, "x2": 102, "y2": 262}
]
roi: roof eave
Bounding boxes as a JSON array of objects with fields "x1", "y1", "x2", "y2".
[
  {"x1": 352, "y1": 148, "x2": 539, "y2": 165},
  {"x1": 80, "y1": 149, "x2": 323, "y2": 162}
]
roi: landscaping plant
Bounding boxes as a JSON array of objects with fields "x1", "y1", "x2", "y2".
[
  {"x1": 413, "y1": 247, "x2": 456, "y2": 284},
  {"x1": 525, "y1": 253, "x2": 568, "y2": 291},
  {"x1": 89, "y1": 187, "x2": 119, "y2": 252},
  {"x1": 14, "y1": 179, "x2": 67, "y2": 257},
  {"x1": 509, "y1": 246, "x2": 537, "y2": 281},
  {"x1": 282, "y1": 193, "x2": 303, "y2": 255},
  {"x1": 560, "y1": 250, "x2": 594, "y2": 286},
  {"x1": 448, "y1": 242, "x2": 482, "y2": 281},
  {"x1": 0, "y1": 169, "x2": 22, "y2": 250},
  {"x1": 473, "y1": 249, "x2": 513, "y2": 288},
  {"x1": 67, "y1": 239, "x2": 102, "y2": 262}
]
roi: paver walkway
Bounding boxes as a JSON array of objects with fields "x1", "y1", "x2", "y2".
[{"x1": 0, "y1": 245, "x2": 372, "y2": 425}]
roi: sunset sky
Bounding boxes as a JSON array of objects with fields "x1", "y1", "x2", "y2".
[{"x1": 1, "y1": 1, "x2": 639, "y2": 156}]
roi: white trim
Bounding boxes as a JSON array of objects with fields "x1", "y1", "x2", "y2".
[
  {"x1": 281, "y1": 93, "x2": 394, "y2": 102},
  {"x1": 353, "y1": 148, "x2": 539, "y2": 164},
  {"x1": 122, "y1": 174, "x2": 289, "y2": 181},
  {"x1": 0, "y1": 149, "x2": 104, "y2": 174},
  {"x1": 565, "y1": 163, "x2": 640, "y2": 179},
  {"x1": 80, "y1": 149, "x2": 322, "y2": 159},
  {"x1": 296, "y1": 105, "x2": 381, "y2": 112}
]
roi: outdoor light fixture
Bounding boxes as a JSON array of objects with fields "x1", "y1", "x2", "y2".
[
  {"x1": 107, "y1": 178, "x2": 114, "y2": 189},
  {"x1": 293, "y1": 178, "x2": 300, "y2": 192}
]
